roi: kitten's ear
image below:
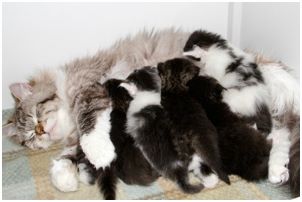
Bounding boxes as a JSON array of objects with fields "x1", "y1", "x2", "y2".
[
  {"x1": 157, "y1": 63, "x2": 164, "y2": 74},
  {"x1": 119, "y1": 83, "x2": 137, "y2": 97},
  {"x1": 104, "y1": 79, "x2": 121, "y2": 97},
  {"x1": 2, "y1": 122, "x2": 17, "y2": 137},
  {"x1": 9, "y1": 83, "x2": 33, "y2": 101},
  {"x1": 183, "y1": 45, "x2": 207, "y2": 60}
]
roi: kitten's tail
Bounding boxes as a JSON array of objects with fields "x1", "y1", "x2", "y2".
[{"x1": 97, "y1": 166, "x2": 117, "y2": 200}]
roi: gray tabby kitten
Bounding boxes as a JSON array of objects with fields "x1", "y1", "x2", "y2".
[{"x1": 3, "y1": 28, "x2": 190, "y2": 192}]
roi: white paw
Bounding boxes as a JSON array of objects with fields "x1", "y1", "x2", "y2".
[
  {"x1": 78, "y1": 163, "x2": 94, "y2": 185},
  {"x1": 80, "y1": 107, "x2": 116, "y2": 169},
  {"x1": 80, "y1": 133, "x2": 116, "y2": 169},
  {"x1": 50, "y1": 159, "x2": 79, "y2": 192},
  {"x1": 269, "y1": 165, "x2": 289, "y2": 185},
  {"x1": 202, "y1": 173, "x2": 219, "y2": 189}
]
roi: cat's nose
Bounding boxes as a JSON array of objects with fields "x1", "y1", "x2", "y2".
[{"x1": 35, "y1": 121, "x2": 45, "y2": 136}]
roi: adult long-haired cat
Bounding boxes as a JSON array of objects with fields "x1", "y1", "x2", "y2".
[
  {"x1": 183, "y1": 30, "x2": 299, "y2": 196},
  {"x1": 2, "y1": 28, "x2": 190, "y2": 192},
  {"x1": 122, "y1": 65, "x2": 230, "y2": 193},
  {"x1": 69, "y1": 79, "x2": 159, "y2": 199},
  {"x1": 3, "y1": 28, "x2": 298, "y2": 196}
]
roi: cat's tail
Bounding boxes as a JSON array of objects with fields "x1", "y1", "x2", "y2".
[{"x1": 97, "y1": 166, "x2": 117, "y2": 200}]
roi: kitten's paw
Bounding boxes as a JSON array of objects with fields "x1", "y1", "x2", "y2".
[
  {"x1": 269, "y1": 165, "x2": 289, "y2": 185},
  {"x1": 181, "y1": 183, "x2": 204, "y2": 194},
  {"x1": 50, "y1": 159, "x2": 79, "y2": 192},
  {"x1": 202, "y1": 173, "x2": 219, "y2": 189},
  {"x1": 78, "y1": 163, "x2": 95, "y2": 185}
]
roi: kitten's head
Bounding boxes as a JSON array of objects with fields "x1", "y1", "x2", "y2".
[
  {"x1": 104, "y1": 78, "x2": 132, "y2": 110},
  {"x1": 157, "y1": 58, "x2": 199, "y2": 92},
  {"x1": 183, "y1": 30, "x2": 229, "y2": 68},
  {"x1": 3, "y1": 71, "x2": 64, "y2": 150},
  {"x1": 183, "y1": 30, "x2": 261, "y2": 87},
  {"x1": 183, "y1": 29, "x2": 227, "y2": 54},
  {"x1": 119, "y1": 66, "x2": 161, "y2": 96}
]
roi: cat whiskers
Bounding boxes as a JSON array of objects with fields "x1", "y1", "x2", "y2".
[{"x1": 25, "y1": 132, "x2": 35, "y2": 142}]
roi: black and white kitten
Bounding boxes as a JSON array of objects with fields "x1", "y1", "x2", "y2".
[
  {"x1": 187, "y1": 75, "x2": 272, "y2": 181},
  {"x1": 183, "y1": 30, "x2": 272, "y2": 134},
  {"x1": 122, "y1": 66, "x2": 205, "y2": 193},
  {"x1": 122, "y1": 66, "x2": 230, "y2": 193},
  {"x1": 71, "y1": 79, "x2": 159, "y2": 199},
  {"x1": 183, "y1": 30, "x2": 290, "y2": 186},
  {"x1": 157, "y1": 58, "x2": 230, "y2": 187}
]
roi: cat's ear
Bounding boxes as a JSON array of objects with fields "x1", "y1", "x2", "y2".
[
  {"x1": 183, "y1": 45, "x2": 207, "y2": 60},
  {"x1": 2, "y1": 122, "x2": 18, "y2": 137},
  {"x1": 119, "y1": 83, "x2": 137, "y2": 97},
  {"x1": 9, "y1": 83, "x2": 33, "y2": 102}
]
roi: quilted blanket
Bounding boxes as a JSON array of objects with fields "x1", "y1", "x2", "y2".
[{"x1": 2, "y1": 109, "x2": 293, "y2": 199}]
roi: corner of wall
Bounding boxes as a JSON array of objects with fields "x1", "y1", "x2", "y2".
[{"x1": 227, "y1": 2, "x2": 242, "y2": 47}]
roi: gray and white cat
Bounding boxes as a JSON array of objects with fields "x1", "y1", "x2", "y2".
[
  {"x1": 3, "y1": 28, "x2": 190, "y2": 192},
  {"x1": 3, "y1": 28, "x2": 299, "y2": 196}
]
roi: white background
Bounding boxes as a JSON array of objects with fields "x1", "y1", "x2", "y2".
[{"x1": 2, "y1": 2, "x2": 300, "y2": 109}]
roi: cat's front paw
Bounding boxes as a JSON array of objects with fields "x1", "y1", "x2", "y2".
[
  {"x1": 79, "y1": 107, "x2": 116, "y2": 169},
  {"x1": 269, "y1": 165, "x2": 289, "y2": 185},
  {"x1": 80, "y1": 132, "x2": 116, "y2": 169},
  {"x1": 50, "y1": 159, "x2": 79, "y2": 192}
]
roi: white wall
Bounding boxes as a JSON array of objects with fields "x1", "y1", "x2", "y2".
[
  {"x1": 2, "y1": 2, "x2": 300, "y2": 109},
  {"x1": 2, "y1": 2, "x2": 230, "y2": 109},
  {"x1": 240, "y1": 2, "x2": 300, "y2": 78}
]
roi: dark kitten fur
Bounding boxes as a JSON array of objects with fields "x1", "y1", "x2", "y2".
[
  {"x1": 187, "y1": 76, "x2": 272, "y2": 181},
  {"x1": 125, "y1": 66, "x2": 205, "y2": 193},
  {"x1": 157, "y1": 58, "x2": 230, "y2": 185},
  {"x1": 104, "y1": 79, "x2": 159, "y2": 186},
  {"x1": 72, "y1": 79, "x2": 159, "y2": 199}
]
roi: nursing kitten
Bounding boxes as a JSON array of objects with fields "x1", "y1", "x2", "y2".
[
  {"x1": 122, "y1": 66, "x2": 205, "y2": 193},
  {"x1": 183, "y1": 30, "x2": 272, "y2": 134},
  {"x1": 104, "y1": 79, "x2": 160, "y2": 186},
  {"x1": 70, "y1": 78, "x2": 159, "y2": 199},
  {"x1": 183, "y1": 30, "x2": 291, "y2": 186},
  {"x1": 188, "y1": 75, "x2": 272, "y2": 181},
  {"x1": 157, "y1": 58, "x2": 230, "y2": 186}
]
